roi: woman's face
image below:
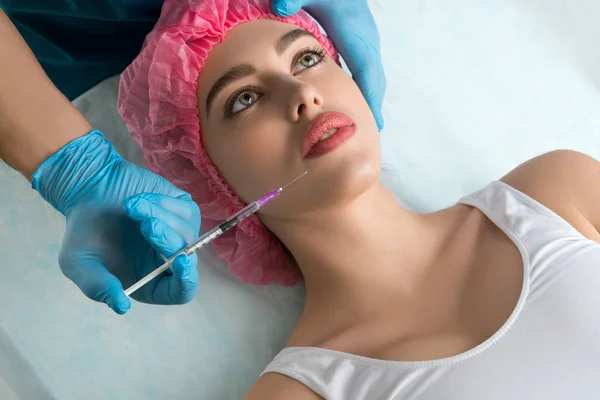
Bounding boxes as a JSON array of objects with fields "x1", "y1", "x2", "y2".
[{"x1": 197, "y1": 19, "x2": 381, "y2": 219}]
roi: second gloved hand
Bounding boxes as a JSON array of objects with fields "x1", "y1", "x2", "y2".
[
  {"x1": 32, "y1": 131, "x2": 200, "y2": 314},
  {"x1": 272, "y1": 0, "x2": 386, "y2": 130}
]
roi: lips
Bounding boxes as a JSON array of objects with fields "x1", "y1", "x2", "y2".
[{"x1": 302, "y1": 112, "x2": 357, "y2": 158}]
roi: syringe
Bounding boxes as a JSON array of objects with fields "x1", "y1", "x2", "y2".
[{"x1": 124, "y1": 171, "x2": 308, "y2": 297}]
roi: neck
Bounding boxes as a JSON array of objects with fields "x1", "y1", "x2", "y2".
[{"x1": 262, "y1": 182, "x2": 459, "y2": 323}]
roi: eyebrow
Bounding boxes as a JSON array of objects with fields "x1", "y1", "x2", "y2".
[
  {"x1": 205, "y1": 28, "x2": 315, "y2": 116},
  {"x1": 275, "y1": 28, "x2": 314, "y2": 56},
  {"x1": 205, "y1": 64, "x2": 256, "y2": 116}
]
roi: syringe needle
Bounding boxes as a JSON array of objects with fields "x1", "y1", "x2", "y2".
[{"x1": 281, "y1": 170, "x2": 308, "y2": 190}]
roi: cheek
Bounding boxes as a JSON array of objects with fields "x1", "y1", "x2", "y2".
[{"x1": 202, "y1": 118, "x2": 298, "y2": 204}]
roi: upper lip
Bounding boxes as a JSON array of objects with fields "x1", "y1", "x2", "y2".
[{"x1": 302, "y1": 112, "x2": 356, "y2": 157}]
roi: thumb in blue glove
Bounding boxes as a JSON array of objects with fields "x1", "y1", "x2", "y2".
[
  {"x1": 32, "y1": 131, "x2": 200, "y2": 314},
  {"x1": 272, "y1": 0, "x2": 386, "y2": 131}
]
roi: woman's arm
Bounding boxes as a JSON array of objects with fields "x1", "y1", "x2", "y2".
[
  {"x1": 244, "y1": 373, "x2": 323, "y2": 400},
  {"x1": 501, "y1": 150, "x2": 600, "y2": 243},
  {"x1": 0, "y1": 9, "x2": 91, "y2": 179}
]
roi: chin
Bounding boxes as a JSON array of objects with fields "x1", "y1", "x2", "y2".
[
  {"x1": 300, "y1": 141, "x2": 382, "y2": 211},
  {"x1": 330, "y1": 159, "x2": 381, "y2": 203}
]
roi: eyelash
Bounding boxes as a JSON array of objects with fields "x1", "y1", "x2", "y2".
[
  {"x1": 223, "y1": 46, "x2": 328, "y2": 119},
  {"x1": 292, "y1": 45, "x2": 327, "y2": 70}
]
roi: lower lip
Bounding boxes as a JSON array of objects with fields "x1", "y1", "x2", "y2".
[{"x1": 304, "y1": 125, "x2": 357, "y2": 159}]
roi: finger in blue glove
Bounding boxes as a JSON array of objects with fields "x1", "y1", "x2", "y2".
[
  {"x1": 59, "y1": 251, "x2": 132, "y2": 315},
  {"x1": 125, "y1": 195, "x2": 199, "y2": 244},
  {"x1": 125, "y1": 193, "x2": 200, "y2": 304},
  {"x1": 139, "y1": 217, "x2": 199, "y2": 305}
]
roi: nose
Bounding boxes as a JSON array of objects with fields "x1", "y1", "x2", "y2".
[{"x1": 286, "y1": 81, "x2": 324, "y2": 123}]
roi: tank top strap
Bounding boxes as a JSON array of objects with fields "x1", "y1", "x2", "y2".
[
  {"x1": 458, "y1": 180, "x2": 586, "y2": 248},
  {"x1": 261, "y1": 347, "x2": 376, "y2": 399}
]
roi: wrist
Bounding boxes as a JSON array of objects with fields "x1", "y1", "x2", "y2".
[
  {"x1": 31, "y1": 130, "x2": 122, "y2": 215},
  {"x1": 1, "y1": 127, "x2": 88, "y2": 179}
]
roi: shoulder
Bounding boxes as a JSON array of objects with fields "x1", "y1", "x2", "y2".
[
  {"x1": 500, "y1": 150, "x2": 600, "y2": 242},
  {"x1": 244, "y1": 372, "x2": 323, "y2": 400}
]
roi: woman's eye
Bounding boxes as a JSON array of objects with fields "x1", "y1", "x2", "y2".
[
  {"x1": 293, "y1": 52, "x2": 323, "y2": 74},
  {"x1": 231, "y1": 90, "x2": 260, "y2": 114}
]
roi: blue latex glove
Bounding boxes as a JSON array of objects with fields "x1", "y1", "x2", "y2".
[
  {"x1": 272, "y1": 0, "x2": 386, "y2": 130},
  {"x1": 32, "y1": 131, "x2": 200, "y2": 314}
]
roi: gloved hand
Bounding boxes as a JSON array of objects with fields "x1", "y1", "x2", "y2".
[
  {"x1": 272, "y1": 0, "x2": 386, "y2": 130},
  {"x1": 32, "y1": 130, "x2": 200, "y2": 314}
]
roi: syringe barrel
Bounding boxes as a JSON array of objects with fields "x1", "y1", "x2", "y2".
[
  {"x1": 184, "y1": 201, "x2": 260, "y2": 255},
  {"x1": 221, "y1": 201, "x2": 260, "y2": 230},
  {"x1": 184, "y1": 227, "x2": 223, "y2": 255}
]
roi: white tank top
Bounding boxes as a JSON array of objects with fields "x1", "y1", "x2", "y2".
[{"x1": 261, "y1": 181, "x2": 600, "y2": 400}]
